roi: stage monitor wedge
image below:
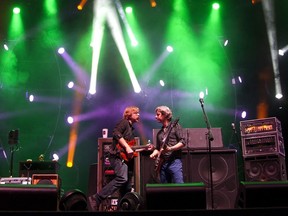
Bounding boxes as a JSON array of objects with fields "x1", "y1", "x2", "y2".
[
  {"x1": 236, "y1": 181, "x2": 288, "y2": 208},
  {"x1": 145, "y1": 183, "x2": 206, "y2": 210},
  {"x1": 0, "y1": 184, "x2": 58, "y2": 211}
]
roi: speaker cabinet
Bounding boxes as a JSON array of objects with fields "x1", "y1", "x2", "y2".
[
  {"x1": 32, "y1": 174, "x2": 59, "y2": 188},
  {"x1": 185, "y1": 128, "x2": 224, "y2": 149},
  {"x1": 236, "y1": 181, "x2": 288, "y2": 208},
  {"x1": 0, "y1": 184, "x2": 58, "y2": 211},
  {"x1": 139, "y1": 151, "x2": 160, "y2": 202},
  {"x1": 244, "y1": 154, "x2": 287, "y2": 181},
  {"x1": 145, "y1": 183, "x2": 206, "y2": 210},
  {"x1": 87, "y1": 163, "x2": 97, "y2": 196},
  {"x1": 152, "y1": 128, "x2": 224, "y2": 151},
  {"x1": 19, "y1": 161, "x2": 60, "y2": 177},
  {"x1": 189, "y1": 149, "x2": 238, "y2": 209}
]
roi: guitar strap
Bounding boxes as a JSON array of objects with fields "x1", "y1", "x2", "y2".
[
  {"x1": 160, "y1": 124, "x2": 172, "y2": 150},
  {"x1": 159, "y1": 118, "x2": 179, "y2": 150}
]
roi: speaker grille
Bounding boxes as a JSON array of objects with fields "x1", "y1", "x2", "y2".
[
  {"x1": 32, "y1": 174, "x2": 59, "y2": 188},
  {"x1": 190, "y1": 149, "x2": 238, "y2": 209},
  {"x1": 198, "y1": 154, "x2": 229, "y2": 185},
  {"x1": 244, "y1": 154, "x2": 287, "y2": 181}
]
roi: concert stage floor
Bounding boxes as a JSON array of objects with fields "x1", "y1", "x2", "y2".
[{"x1": 1, "y1": 208, "x2": 288, "y2": 216}]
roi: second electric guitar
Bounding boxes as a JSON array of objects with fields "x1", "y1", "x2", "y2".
[{"x1": 154, "y1": 118, "x2": 180, "y2": 173}]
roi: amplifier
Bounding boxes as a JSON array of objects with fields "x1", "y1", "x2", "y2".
[
  {"x1": 240, "y1": 117, "x2": 282, "y2": 137},
  {"x1": 241, "y1": 133, "x2": 285, "y2": 157},
  {"x1": 32, "y1": 174, "x2": 59, "y2": 188},
  {"x1": 19, "y1": 161, "x2": 60, "y2": 177}
]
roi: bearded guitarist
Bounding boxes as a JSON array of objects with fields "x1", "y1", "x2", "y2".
[{"x1": 149, "y1": 106, "x2": 186, "y2": 183}]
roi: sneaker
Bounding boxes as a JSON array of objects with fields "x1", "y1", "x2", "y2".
[{"x1": 87, "y1": 195, "x2": 99, "y2": 211}]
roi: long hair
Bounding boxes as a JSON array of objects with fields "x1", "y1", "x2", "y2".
[
  {"x1": 155, "y1": 106, "x2": 172, "y2": 120},
  {"x1": 123, "y1": 106, "x2": 140, "y2": 119}
]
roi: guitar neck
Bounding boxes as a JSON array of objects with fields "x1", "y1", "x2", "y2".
[{"x1": 131, "y1": 145, "x2": 147, "y2": 150}]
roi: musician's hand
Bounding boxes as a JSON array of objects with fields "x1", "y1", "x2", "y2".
[
  {"x1": 147, "y1": 144, "x2": 155, "y2": 151},
  {"x1": 150, "y1": 150, "x2": 159, "y2": 159},
  {"x1": 163, "y1": 146, "x2": 173, "y2": 153},
  {"x1": 125, "y1": 146, "x2": 134, "y2": 159}
]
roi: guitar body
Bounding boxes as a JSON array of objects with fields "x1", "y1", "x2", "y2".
[{"x1": 116, "y1": 139, "x2": 138, "y2": 162}]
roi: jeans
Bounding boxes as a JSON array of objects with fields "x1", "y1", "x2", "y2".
[
  {"x1": 160, "y1": 158, "x2": 184, "y2": 183},
  {"x1": 97, "y1": 157, "x2": 133, "y2": 203}
]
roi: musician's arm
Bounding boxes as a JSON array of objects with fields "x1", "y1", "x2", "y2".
[
  {"x1": 118, "y1": 137, "x2": 133, "y2": 154},
  {"x1": 166, "y1": 142, "x2": 184, "y2": 152},
  {"x1": 165, "y1": 124, "x2": 185, "y2": 152}
]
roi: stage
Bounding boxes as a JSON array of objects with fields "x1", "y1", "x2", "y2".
[{"x1": 0, "y1": 208, "x2": 288, "y2": 216}]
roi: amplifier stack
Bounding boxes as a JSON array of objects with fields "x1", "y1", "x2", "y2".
[{"x1": 240, "y1": 117, "x2": 287, "y2": 181}]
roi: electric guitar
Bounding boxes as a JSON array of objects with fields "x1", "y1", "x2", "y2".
[
  {"x1": 154, "y1": 118, "x2": 180, "y2": 173},
  {"x1": 116, "y1": 140, "x2": 151, "y2": 162}
]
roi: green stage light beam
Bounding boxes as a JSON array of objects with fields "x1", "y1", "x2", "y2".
[{"x1": 89, "y1": 0, "x2": 141, "y2": 94}]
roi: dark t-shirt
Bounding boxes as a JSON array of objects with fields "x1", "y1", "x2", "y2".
[{"x1": 111, "y1": 118, "x2": 135, "y2": 155}]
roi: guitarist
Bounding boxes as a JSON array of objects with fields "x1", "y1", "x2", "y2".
[
  {"x1": 88, "y1": 106, "x2": 151, "y2": 211},
  {"x1": 150, "y1": 106, "x2": 186, "y2": 183}
]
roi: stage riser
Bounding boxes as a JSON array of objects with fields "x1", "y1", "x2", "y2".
[
  {"x1": 145, "y1": 184, "x2": 206, "y2": 210},
  {"x1": 0, "y1": 185, "x2": 58, "y2": 211},
  {"x1": 87, "y1": 163, "x2": 97, "y2": 196}
]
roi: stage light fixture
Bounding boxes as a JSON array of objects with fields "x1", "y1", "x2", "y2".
[
  {"x1": 125, "y1": 7, "x2": 132, "y2": 14},
  {"x1": 199, "y1": 91, "x2": 205, "y2": 99},
  {"x1": 3, "y1": 43, "x2": 9, "y2": 50},
  {"x1": 77, "y1": 0, "x2": 87, "y2": 11},
  {"x1": 29, "y1": 94, "x2": 34, "y2": 102},
  {"x1": 67, "y1": 81, "x2": 74, "y2": 89},
  {"x1": 252, "y1": 0, "x2": 262, "y2": 4},
  {"x1": 13, "y1": 7, "x2": 20, "y2": 14},
  {"x1": 238, "y1": 76, "x2": 242, "y2": 83},
  {"x1": 150, "y1": 0, "x2": 157, "y2": 8},
  {"x1": 52, "y1": 153, "x2": 59, "y2": 162},
  {"x1": 166, "y1": 46, "x2": 173, "y2": 52},
  {"x1": 241, "y1": 111, "x2": 247, "y2": 119},
  {"x1": 275, "y1": 93, "x2": 283, "y2": 99},
  {"x1": 59, "y1": 189, "x2": 87, "y2": 211},
  {"x1": 58, "y1": 47, "x2": 65, "y2": 54},
  {"x1": 67, "y1": 116, "x2": 74, "y2": 124},
  {"x1": 212, "y1": 3, "x2": 220, "y2": 10},
  {"x1": 278, "y1": 45, "x2": 288, "y2": 56}
]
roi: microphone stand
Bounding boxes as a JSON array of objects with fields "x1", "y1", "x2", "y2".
[
  {"x1": 231, "y1": 122, "x2": 245, "y2": 181},
  {"x1": 199, "y1": 98, "x2": 214, "y2": 209},
  {"x1": 8, "y1": 129, "x2": 19, "y2": 177}
]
